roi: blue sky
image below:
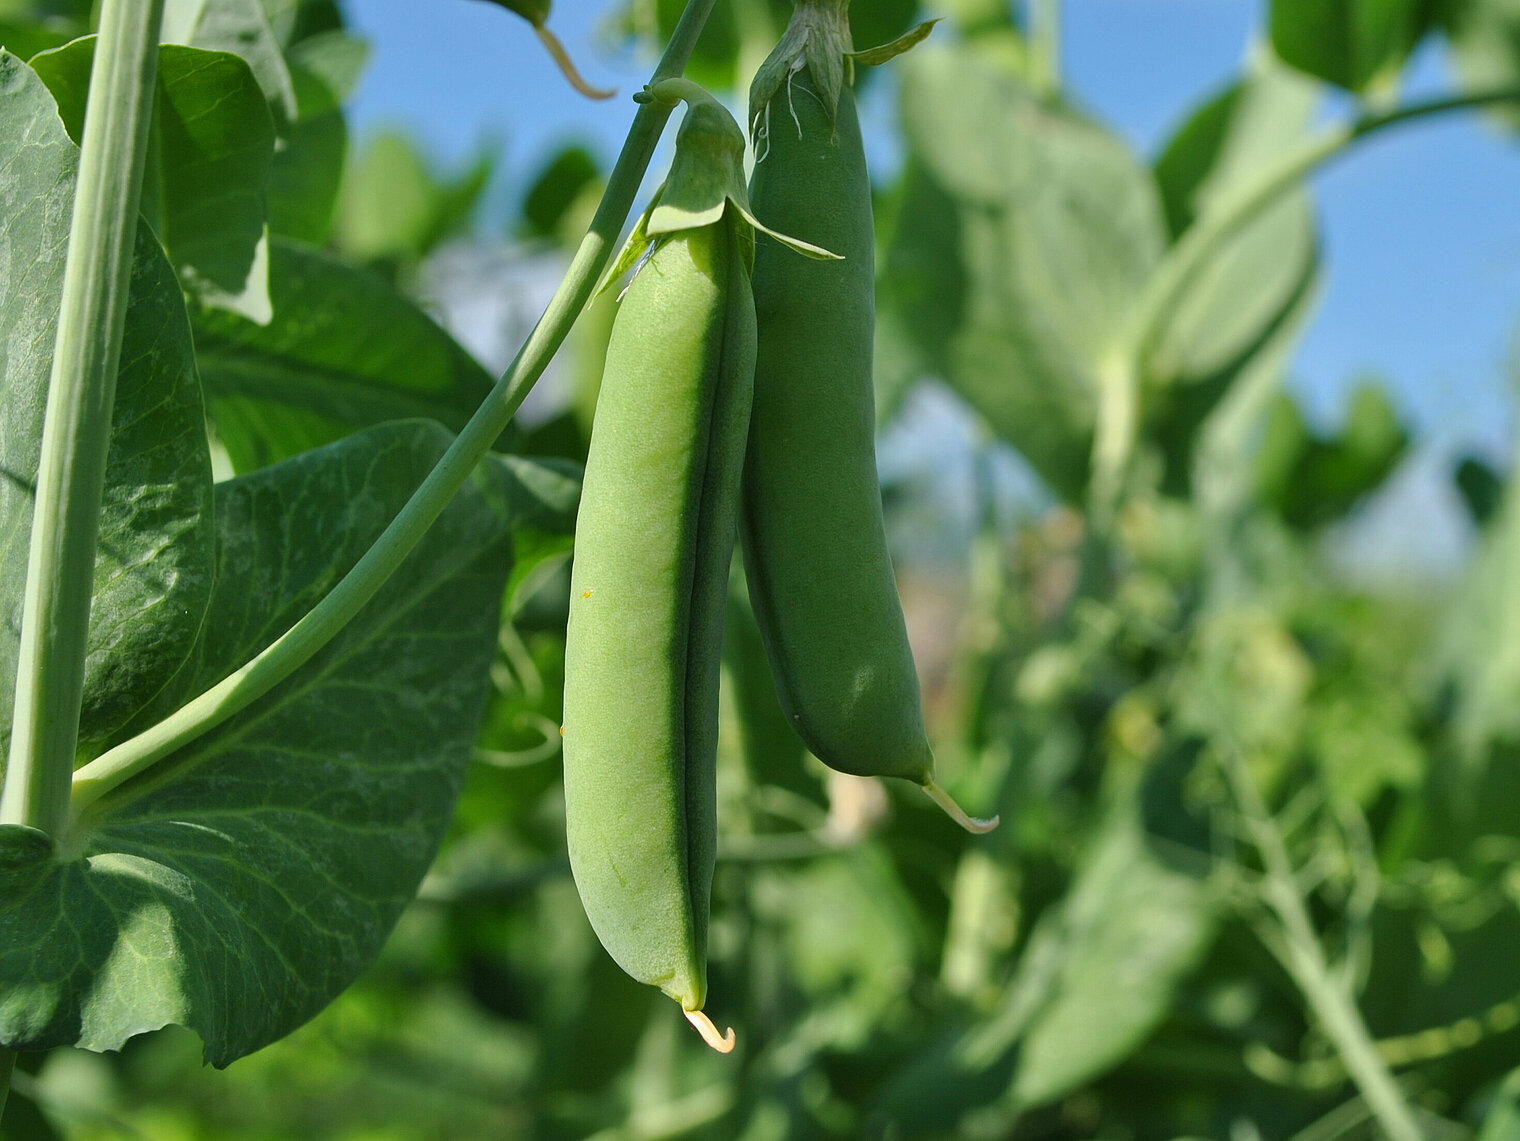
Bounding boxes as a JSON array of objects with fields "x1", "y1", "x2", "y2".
[{"x1": 342, "y1": 0, "x2": 1520, "y2": 459}]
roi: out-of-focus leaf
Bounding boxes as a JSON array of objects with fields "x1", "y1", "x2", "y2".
[
  {"x1": 520, "y1": 143, "x2": 599, "y2": 239},
  {"x1": 193, "y1": 235, "x2": 497, "y2": 471},
  {"x1": 1269, "y1": 0, "x2": 1438, "y2": 92},
  {"x1": 1477, "y1": 1066, "x2": 1520, "y2": 1141},
  {"x1": 1444, "y1": 0, "x2": 1520, "y2": 128},
  {"x1": 0, "y1": 17, "x2": 80, "y2": 57},
  {"x1": 1148, "y1": 57, "x2": 1320, "y2": 388},
  {"x1": 1309, "y1": 687, "x2": 1423, "y2": 804},
  {"x1": 1001, "y1": 820, "x2": 1216, "y2": 1109},
  {"x1": 267, "y1": 31, "x2": 366, "y2": 244},
  {"x1": 885, "y1": 44, "x2": 1165, "y2": 501},
  {"x1": 335, "y1": 130, "x2": 495, "y2": 269},
  {"x1": 258, "y1": 0, "x2": 345, "y2": 48},
  {"x1": 1436, "y1": 444, "x2": 1520, "y2": 753},
  {"x1": 1455, "y1": 453, "x2": 1506, "y2": 527},
  {"x1": 757, "y1": 850, "x2": 919, "y2": 1034},
  {"x1": 1173, "y1": 606, "x2": 1312, "y2": 757},
  {"x1": 33, "y1": 38, "x2": 277, "y2": 321},
  {"x1": 1147, "y1": 57, "x2": 1323, "y2": 495},
  {"x1": 1253, "y1": 384, "x2": 1408, "y2": 530},
  {"x1": 873, "y1": 811, "x2": 1214, "y2": 1132}
]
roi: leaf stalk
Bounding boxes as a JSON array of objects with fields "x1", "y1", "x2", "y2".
[
  {"x1": 1223, "y1": 750, "x2": 1423, "y2": 1141},
  {"x1": 69, "y1": 0, "x2": 719, "y2": 817},
  {"x1": 1090, "y1": 83, "x2": 1520, "y2": 524},
  {"x1": 0, "y1": 0, "x2": 165, "y2": 837}
]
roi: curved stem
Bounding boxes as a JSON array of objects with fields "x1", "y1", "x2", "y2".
[
  {"x1": 1224, "y1": 751, "x2": 1422, "y2": 1141},
  {"x1": 69, "y1": 0, "x2": 718, "y2": 818},
  {"x1": 1089, "y1": 84, "x2": 1520, "y2": 524},
  {"x1": 0, "y1": 0, "x2": 164, "y2": 837}
]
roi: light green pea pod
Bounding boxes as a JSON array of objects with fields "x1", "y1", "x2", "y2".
[
  {"x1": 562, "y1": 79, "x2": 832, "y2": 1053},
  {"x1": 742, "y1": 1, "x2": 996, "y2": 833}
]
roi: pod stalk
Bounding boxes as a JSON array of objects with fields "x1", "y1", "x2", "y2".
[
  {"x1": 685, "y1": 1009, "x2": 737, "y2": 1053},
  {"x1": 922, "y1": 780, "x2": 999, "y2": 834}
]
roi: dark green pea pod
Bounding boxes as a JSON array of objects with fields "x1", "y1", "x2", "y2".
[
  {"x1": 742, "y1": 1, "x2": 995, "y2": 833},
  {"x1": 562, "y1": 80, "x2": 830, "y2": 1054},
  {"x1": 469, "y1": 0, "x2": 614, "y2": 99}
]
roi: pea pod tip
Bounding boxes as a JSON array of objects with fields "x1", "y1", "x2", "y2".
[
  {"x1": 684, "y1": 1009, "x2": 737, "y2": 1053},
  {"x1": 921, "y1": 780, "x2": 999, "y2": 834}
]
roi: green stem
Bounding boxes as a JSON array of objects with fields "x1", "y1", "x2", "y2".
[
  {"x1": 1089, "y1": 83, "x2": 1520, "y2": 524},
  {"x1": 0, "y1": 0, "x2": 164, "y2": 838},
  {"x1": 1224, "y1": 752, "x2": 1423, "y2": 1141},
  {"x1": 69, "y1": 0, "x2": 718, "y2": 818}
]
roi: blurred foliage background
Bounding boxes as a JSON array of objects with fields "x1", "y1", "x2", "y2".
[{"x1": 6, "y1": 0, "x2": 1520, "y2": 1138}]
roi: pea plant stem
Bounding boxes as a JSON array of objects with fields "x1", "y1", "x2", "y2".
[
  {"x1": 0, "y1": 0, "x2": 164, "y2": 838},
  {"x1": 1028, "y1": 0, "x2": 1061, "y2": 98},
  {"x1": 0, "y1": 1046, "x2": 13, "y2": 1121},
  {"x1": 1223, "y1": 751, "x2": 1424, "y2": 1141},
  {"x1": 68, "y1": 0, "x2": 719, "y2": 819},
  {"x1": 1089, "y1": 84, "x2": 1520, "y2": 527}
]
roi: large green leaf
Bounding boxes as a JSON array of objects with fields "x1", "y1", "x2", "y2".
[
  {"x1": 1002, "y1": 820, "x2": 1216, "y2": 1108},
  {"x1": 192, "y1": 235, "x2": 496, "y2": 472},
  {"x1": 32, "y1": 38, "x2": 277, "y2": 321},
  {"x1": 884, "y1": 44, "x2": 1165, "y2": 501},
  {"x1": 0, "y1": 421, "x2": 580, "y2": 1065},
  {"x1": 334, "y1": 131, "x2": 494, "y2": 269},
  {"x1": 165, "y1": 0, "x2": 299, "y2": 126},
  {"x1": 1269, "y1": 0, "x2": 1437, "y2": 92},
  {"x1": 267, "y1": 30, "x2": 366, "y2": 245},
  {"x1": 871, "y1": 811, "x2": 1215, "y2": 1132},
  {"x1": 1148, "y1": 59, "x2": 1320, "y2": 389},
  {"x1": 0, "y1": 51, "x2": 214, "y2": 762},
  {"x1": 1146, "y1": 59, "x2": 1322, "y2": 492}
]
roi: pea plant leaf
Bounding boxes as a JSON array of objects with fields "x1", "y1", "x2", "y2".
[
  {"x1": 1149, "y1": 57, "x2": 1320, "y2": 388},
  {"x1": 1146, "y1": 57, "x2": 1323, "y2": 490},
  {"x1": 1001, "y1": 819, "x2": 1216, "y2": 1110},
  {"x1": 1434, "y1": 455, "x2": 1520, "y2": 756},
  {"x1": 883, "y1": 43, "x2": 1165, "y2": 502},
  {"x1": 872, "y1": 810, "x2": 1215, "y2": 1134},
  {"x1": 1269, "y1": 0, "x2": 1437, "y2": 93},
  {"x1": 191, "y1": 235, "x2": 497, "y2": 472},
  {"x1": 0, "y1": 421, "x2": 580, "y2": 1066},
  {"x1": 164, "y1": 0, "x2": 299, "y2": 126},
  {"x1": 31, "y1": 38, "x2": 277, "y2": 323},
  {"x1": 334, "y1": 131, "x2": 495, "y2": 268},
  {"x1": 0, "y1": 50, "x2": 214, "y2": 764},
  {"x1": 268, "y1": 30, "x2": 367, "y2": 244}
]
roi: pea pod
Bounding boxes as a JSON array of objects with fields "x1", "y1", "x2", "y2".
[
  {"x1": 742, "y1": 2, "x2": 996, "y2": 833},
  {"x1": 561, "y1": 80, "x2": 831, "y2": 1053}
]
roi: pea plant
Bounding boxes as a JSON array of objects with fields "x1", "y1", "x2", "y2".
[{"x1": 3, "y1": 0, "x2": 1520, "y2": 1138}]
